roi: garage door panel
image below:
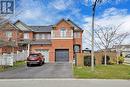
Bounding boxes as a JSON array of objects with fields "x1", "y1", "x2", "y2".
[
  {"x1": 55, "y1": 49, "x2": 69, "y2": 62},
  {"x1": 35, "y1": 49, "x2": 49, "y2": 63}
]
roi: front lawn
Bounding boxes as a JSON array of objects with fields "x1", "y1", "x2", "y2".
[
  {"x1": 0, "y1": 61, "x2": 25, "y2": 72},
  {"x1": 74, "y1": 64, "x2": 130, "y2": 79}
]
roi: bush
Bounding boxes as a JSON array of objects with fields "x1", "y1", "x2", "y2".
[
  {"x1": 118, "y1": 56, "x2": 124, "y2": 64},
  {"x1": 108, "y1": 60, "x2": 116, "y2": 65}
]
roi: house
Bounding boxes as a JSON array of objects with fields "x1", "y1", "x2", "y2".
[
  {"x1": 14, "y1": 19, "x2": 83, "y2": 63},
  {"x1": 0, "y1": 21, "x2": 23, "y2": 54},
  {"x1": 113, "y1": 45, "x2": 130, "y2": 57}
]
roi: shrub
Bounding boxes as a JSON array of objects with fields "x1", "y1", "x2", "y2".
[
  {"x1": 108, "y1": 60, "x2": 116, "y2": 65},
  {"x1": 118, "y1": 56, "x2": 124, "y2": 64}
]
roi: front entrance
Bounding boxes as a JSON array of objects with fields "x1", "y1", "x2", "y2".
[
  {"x1": 35, "y1": 49, "x2": 49, "y2": 63},
  {"x1": 55, "y1": 49, "x2": 69, "y2": 62}
]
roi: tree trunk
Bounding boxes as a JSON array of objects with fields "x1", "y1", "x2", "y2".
[{"x1": 104, "y1": 49, "x2": 107, "y2": 66}]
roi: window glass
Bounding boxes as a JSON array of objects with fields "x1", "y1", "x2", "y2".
[
  {"x1": 61, "y1": 28, "x2": 66, "y2": 37},
  {"x1": 24, "y1": 33, "x2": 29, "y2": 39},
  {"x1": 5, "y1": 31, "x2": 12, "y2": 38},
  {"x1": 74, "y1": 45, "x2": 80, "y2": 53}
]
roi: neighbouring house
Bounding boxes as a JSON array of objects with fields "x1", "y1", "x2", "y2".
[
  {"x1": 113, "y1": 45, "x2": 130, "y2": 57},
  {"x1": 14, "y1": 19, "x2": 83, "y2": 63},
  {"x1": 0, "y1": 21, "x2": 23, "y2": 54}
]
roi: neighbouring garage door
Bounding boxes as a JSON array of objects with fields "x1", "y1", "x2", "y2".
[
  {"x1": 35, "y1": 49, "x2": 49, "y2": 63},
  {"x1": 55, "y1": 49, "x2": 69, "y2": 62}
]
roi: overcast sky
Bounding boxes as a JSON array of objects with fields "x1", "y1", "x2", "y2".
[{"x1": 14, "y1": 0, "x2": 130, "y2": 49}]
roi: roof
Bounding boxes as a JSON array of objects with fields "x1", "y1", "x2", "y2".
[
  {"x1": 18, "y1": 39, "x2": 32, "y2": 44},
  {"x1": 67, "y1": 19, "x2": 83, "y2": 31},
  {"x1": 30, "y1": 40, "x2": 52, "y2": 45},
  {"x1": 53, "y1": 19, "x2": 83, "y2": 32},
  {"x1": 14, "y1": 20, "x2": 33, "y2": 32},
  {"x1": 29, "y1": 25, "x2": 52, "y2": 32},
  {"x1": 0, "y1": 21, "x2": 21, "y2": 31},
  {"x1": 113, "y1": 45, "x2": 130, "y2": 48},
  {"x1": 14, "y1": 19, "x2": 83, "y2": 32}
]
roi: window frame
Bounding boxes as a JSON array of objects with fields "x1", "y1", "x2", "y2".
[{"x1": 5, "y1": 31, "x2": 13, "y2": 38}]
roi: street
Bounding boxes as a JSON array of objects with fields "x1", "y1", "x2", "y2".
[
  {"x1": 0, "y1": 62, "x2": 73, "y2": 79},
  {"x1": 0, "y1": 79, "x2": 130, "y2": 87}
]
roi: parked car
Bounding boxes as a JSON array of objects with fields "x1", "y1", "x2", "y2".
[
  {"x1": 27, "y1": 53, "x2": 45, "y2": 66},
  {"x1": 124, "y1": 54, "x2": 130, "y2": 64}
]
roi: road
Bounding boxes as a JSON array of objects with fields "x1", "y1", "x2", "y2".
[
  {"x1": 0, "y1": 62, "x2": 73, "y2": 79},
  {"x1": 0, "y1": 79, "x2": 130, "y2": 87}
]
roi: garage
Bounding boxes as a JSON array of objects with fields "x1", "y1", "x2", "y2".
[
  {"x1": 35, "y1": 49, "x2": 49, "y2": 63},
  {"x1": 55, "y1": 49, "x2": 69, "y2": 62}
]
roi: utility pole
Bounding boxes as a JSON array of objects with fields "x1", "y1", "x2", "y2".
[{"x1": 91, "y1": 0, "x2": 102, "y2": 71}]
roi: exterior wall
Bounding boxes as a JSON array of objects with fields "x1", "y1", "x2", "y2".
[
  {"x1": 74, "y1": 32, "x2": 82, "y2": 52},
  {"x1": 76, "y1": 51, "x2": 116, "y2": 66},
  {"x1": 29, "y1": 32, "x2": 33, "y2": 40},
  {"x1": 55, "y1": 21, "x2": 73, "y2": 30},
  {"x1": 95, "y1": 51, "x2": 116, "y2": 64},
  {"x1": 0, "y1": 48, "x2": 2, "y2": 54},
  {"x1": 52, "y1": 39, "x2": 74, "y2": 63}
]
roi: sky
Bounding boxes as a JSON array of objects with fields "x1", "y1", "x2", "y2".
[{"x1": 13, "y1": 0, "x2": 130, "y2": 49}]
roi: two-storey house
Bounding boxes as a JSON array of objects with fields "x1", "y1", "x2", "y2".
[
  {"x1": 0, "y1": 21, "x2": 22, "y2": 54},
  {"x1": 14, "y1": 19, "x2": 83, "y2": 63}
]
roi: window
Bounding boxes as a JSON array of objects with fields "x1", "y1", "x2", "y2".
[
  {"x1": 24, "y1": 33, "x2": 29, "y2": 39},
  {"x1": 45, "y1": 34, "x2": 51, "y2": 39},
  {"x1": 5, "y1": 31, "x2": 12, "y2": 38},
  {"x1": 74, "y1": 45, "x2": 80, "y2": 53},
  {"x1": 61, "y1": 28, "x2": 66, "y2": 37},
  {"x1": 35, "y1": 34, "x2": 51, "y2": 39},
  {"x1": 74, "y1": 32, "x2": 80, "y2": 38}
]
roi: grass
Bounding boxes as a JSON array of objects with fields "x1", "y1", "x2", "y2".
[
  {"x1": 74, "y1": 64, "x2": 130, "y2": 79},
  {"x1": 0, "y1": 61, "x2": 26, "y2": 72}
]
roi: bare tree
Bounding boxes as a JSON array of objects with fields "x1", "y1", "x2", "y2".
[{"x1": 94, "y1": 24, "x2": 128, "y2": 66}]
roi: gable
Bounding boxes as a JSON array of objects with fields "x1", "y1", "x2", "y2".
[
  {"x1": 0, "y1": 22, "x2": 18, "y2": 31},
  {"x1": 54, "y1": 19, "x2": 73, "y2": 30},
  {"x1": 14, "y1": 20, "x2": 32, "y2": 32}
]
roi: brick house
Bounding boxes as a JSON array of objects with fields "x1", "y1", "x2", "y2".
[
  {"x1": 15, "y1": 19, "x2": 83, "y2": 63},
  {"x1": 0, "y1": 21, "x2": 23, "y2": 54},
  {"x1": 0, "y1": 19, "x2": 83, "y2": 63}
]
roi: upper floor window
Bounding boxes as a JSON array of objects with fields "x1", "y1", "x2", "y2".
[
  {"x1": 61, "y1": 28, "x2": 66, "y2": 37},
  {"x1": 35, "y1": 34, "x2": 51, "y2": 40},
  {"x1": 24, "y1": 33, "x2": 29, "y2": 39},
  {"x1": 5, "y1": 31, "x2": 12, "y2": 38},
  {"x1": 74, "y1": 32, "x2": 80, "y2": 38}
]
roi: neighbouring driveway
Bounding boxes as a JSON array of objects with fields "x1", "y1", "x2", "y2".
[{"x1": 0, "y1": 62, "x2": 73, "y2": 79}]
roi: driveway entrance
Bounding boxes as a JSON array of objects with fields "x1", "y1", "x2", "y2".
[{"x1": 0, "y1": 62, "x2": 73, "y2": 78}]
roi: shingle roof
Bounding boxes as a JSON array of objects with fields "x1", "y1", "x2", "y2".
[
  {"x1": 14, "y1": 20, "x2": 33, "y2": 32},
  {"x1": 67, "y1": 19, "x2": 83, "y2": 31},
  {"x1": 29, "y1": 25, "x2": 53, "y2": 32},
  {"x1": 30, "y1": 40, "x2": 52, "y2": 45}
]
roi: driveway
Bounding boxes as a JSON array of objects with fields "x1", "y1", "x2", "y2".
[{"x1": 0, "y1": 62, "x2": 73, "y2": 79}]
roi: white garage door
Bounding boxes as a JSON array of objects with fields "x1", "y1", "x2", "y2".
[{"x1": 35, "y1": 49, "x2": 49, "y2": 63}]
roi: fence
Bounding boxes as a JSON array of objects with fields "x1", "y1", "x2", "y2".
[{"x1": 0, "y1": 50, "x2": 28, "y2": 66}]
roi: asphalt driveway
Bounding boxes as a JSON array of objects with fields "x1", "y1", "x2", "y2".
[{"x1": 0, "y1": 62, "x2": 73, "y2": 79}]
